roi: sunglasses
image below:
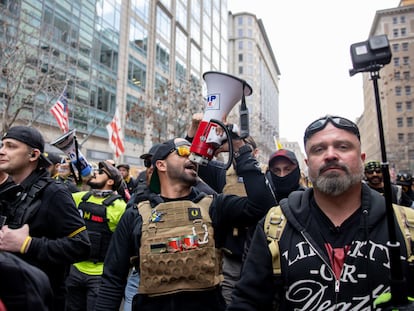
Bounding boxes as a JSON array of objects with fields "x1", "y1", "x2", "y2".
[
  {"x1": 144, "y1": 158, "x2": 152, "y2": 168},
  {"x1": 167, "y1": 144, "x2": 191, "y2": 158},
  {"x1": 97, "y1": 169, "x2": 109, "y2": 176},
  {"x1": 304, "y1": 115, "x2": 360, "y2": 144},
  {"x1": 365, "y1": 168, "x2": 382, "y2": 174}
]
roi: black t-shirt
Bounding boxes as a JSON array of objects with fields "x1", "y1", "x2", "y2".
[{"x1": 308, "y1": 197, "x2": 362, "y2": 278}]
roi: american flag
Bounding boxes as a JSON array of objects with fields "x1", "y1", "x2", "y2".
[
  {"x1": 50, "y1": 87, "x2": 69, "y2": 133},
  {"x1": 106, "y1": 108, "x2": 125, "y2": 157}
]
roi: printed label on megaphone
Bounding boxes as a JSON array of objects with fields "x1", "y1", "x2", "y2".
[
  {"x1": 50, "y1": 129, "x2": 93, "y2": 179},
  {"x1": 189, "y1": 71, "x2": 252, "y2": 166}
]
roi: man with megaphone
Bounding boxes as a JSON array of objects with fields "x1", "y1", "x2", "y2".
[{"x1": 95, "y1": 133, "x2": 276, "y2": 311}]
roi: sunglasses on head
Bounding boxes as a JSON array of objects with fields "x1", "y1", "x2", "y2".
[
  {"x1": 365, "y1": 168, "x2": 382, "y2": 174},
  {"x1": 304, "y1": 116, "x2": 360, "y2": 144}
]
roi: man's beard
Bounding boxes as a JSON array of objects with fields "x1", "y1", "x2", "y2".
[
  {"x1": 87, "y1": 179, "x2": 107, "y2": 189},
  {"x1": 311, "y1": 162, "x2": 363, "y2": 196}
]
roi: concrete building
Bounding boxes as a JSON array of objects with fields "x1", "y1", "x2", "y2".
[
  {"x1": 227, "y1": 11, "x2": 281, "y2": 164},
  {"x1": 357, "y1": 0, "x2": 414, "y2": 173}
]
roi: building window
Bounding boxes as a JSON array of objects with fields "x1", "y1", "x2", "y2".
[
  {"x1": 400, "y1": 16, "x2": 406, "y2": 23},
  {"x1": 408, "y1": 117, "x2": 413, "y2": 127},
  {"x1": 396, "y1": 102, "x2": 403, "y2": 112},
  {"x1": 129, "y1": 18, "x2": 148, "y2": 56},
  {"x1": 409, "y1": 149, "x2": 414, "y2": 160},
  {"x1": 393, "y1": 17, "x2": 398, "y2": 24},
  {"x1": 238, "y1": 66, "x2": 243, "y2": 74},
  {"x1": 395, "y1": 71, "x2": 401, "y2": 80},
  {"x1": 394, "y1": 57, "x2": 400, "y2": 66},
  {"x1": 156, "y1": 7, "x2": 171, "y2": 41},
  {"x1": 393, "y1": 29, "x2": 398, "y2": 37},
  {"x1": 408, "y1": 133, "x2": 414, "y2": 143},
  {"x1": 237, "y1": 16, "x2": 243, "y2": 25},
  {"x1": 238, "y1": 53, "x2": 243, "y2": 62},
  {"x1": 397, "y1": 117, "x2": 403, "y2": 127},
  {"x1": 247, "y1": 28, "x2": 253, "y2": 37},
  {"x1": 396, "y1": 86, "x2": 402, "y2": 96},
  {"x1": 238, "y1": 40, "x2": 243, "y2": 50},
  {"x1": 247, "y1": 16, "x2": 253, "y2": 26},
  {"x1": 398, "y1": 133, "x2": 405, "y2": 143},
  {"x1": 401, "y1": 28, "x2": 406, "y2": 36},
  {"x1": 238, "y1": 28, "x2": 243, "y2": 37},
  {"x1": 407, "y1": 101, "x2": 412, "y2": 111},
  {"x1": 405, "y1": 85, "x2": 411, "y2": 96},
  {"x1": 403, "y1": 56, "x2": 409, "y2": 65},
  {"x1": 402, "y1": 42, "x2": 408, "y2": 51},
  {"x1": 392, "y1": 43, "x2": 399, "y2": 52},
  {"x1": 403, "y1": 71, "x2": 410, "y2": 80}
]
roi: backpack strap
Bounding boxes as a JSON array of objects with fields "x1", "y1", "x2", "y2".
[
  {"x1": 264, "y1": 205, "x2": 287, "y2": 275},
  {"x1": 19, "y1": 178, "x2": 51, "y2": 225},
  {"x1": 393, "y1": 204, "x2": 414, "y2": 264}
]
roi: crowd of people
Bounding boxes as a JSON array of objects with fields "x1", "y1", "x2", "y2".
[{"x1": 0, "y1": 114, "x2": 413, "y2": 311}]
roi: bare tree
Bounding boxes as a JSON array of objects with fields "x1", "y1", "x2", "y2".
[
  {"x1": 125, "y1": 77, "x2": 204, "y2": 144},
  {"x1": 0, "y1": 2, "x2": 67, "y2": 133}
]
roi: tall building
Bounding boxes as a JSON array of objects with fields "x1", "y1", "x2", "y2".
[
  {"x1": 0, "y1": 0, "x2": 229, "y2": 169},
  {"x1": 357, "y1": 0, "x2": 414, "y2": 173},
  {"x1": 227, "y1": 11, "x2": 281, "y2": 164}
]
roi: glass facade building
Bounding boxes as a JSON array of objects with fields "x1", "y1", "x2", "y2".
[{"x1": 0, "y1": 0, "x2": 229, "y2": 168}]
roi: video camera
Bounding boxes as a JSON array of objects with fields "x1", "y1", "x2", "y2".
[{"x1": 349, "y1": 34, "x2": 392, "y2": 76}]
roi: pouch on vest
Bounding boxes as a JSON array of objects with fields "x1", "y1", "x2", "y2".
[{"x1": 138, "y1": 196, "x2": 223, "y2": 296}]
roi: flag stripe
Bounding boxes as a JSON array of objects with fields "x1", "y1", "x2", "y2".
[
  {"x1": 50, "y1": 88, "x2": 69, "y2": 133},
  {"x1": 106, "y1": 108, "x2": 125, "y2": 157}
]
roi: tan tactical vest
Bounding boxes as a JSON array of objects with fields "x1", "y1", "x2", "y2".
[
  {"x1": 223, "y1": 166, "x2": 246, "y2": 196},
  {"x1": 138, "y1": 196, "x2": 223, "y2": 296}
]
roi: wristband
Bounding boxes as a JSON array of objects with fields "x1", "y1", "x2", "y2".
[{"x1": 20, "y1": 236, "x2": 32, "y2": 254}]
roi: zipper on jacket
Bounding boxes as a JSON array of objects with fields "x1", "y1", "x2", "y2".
[{"x1": 301, "y1": 231, "x2": 341, "y2": 294}]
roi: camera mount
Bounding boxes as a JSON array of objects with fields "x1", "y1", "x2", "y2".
[{"x1": 350, "y1": 35, "x2": 414, "y2": 310}]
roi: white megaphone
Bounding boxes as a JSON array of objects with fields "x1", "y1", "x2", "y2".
[
  {"x1": 189, "y1": 71, "x2": 253, "y2": 167},
  {"x1": 50, "y1": 129, "x2": 93, "y2": 179}
]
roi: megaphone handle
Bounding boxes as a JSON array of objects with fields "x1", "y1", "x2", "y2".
[{"x1": 210, "y1": 119, "x2": 233, "y2": 170}]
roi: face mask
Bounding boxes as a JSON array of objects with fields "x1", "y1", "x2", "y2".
[{"x1": 271, "y1": 166, "x2": 301, "y2": 200}]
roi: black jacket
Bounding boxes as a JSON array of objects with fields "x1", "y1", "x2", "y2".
[
  {"x1": 0, "y1": 251, "x2": 54, "y2": 311},
  {"x1": 95, "y1": 149, "x2": 275, "y2": 311},
  {"x1": 0, "y1": 169, "x2": 90, "y2": 309},
  {"x1": 228, "y1": 183, "x2": 414, "y2": 310}
]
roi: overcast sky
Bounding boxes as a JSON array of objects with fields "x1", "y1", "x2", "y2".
[{"x1": 227, "y1": 0, "x2": 400, "y2": 152}]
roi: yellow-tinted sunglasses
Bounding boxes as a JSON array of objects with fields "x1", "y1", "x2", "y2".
[{"x1": 168, "y1": 144, "x2": 191, "y2": 158}]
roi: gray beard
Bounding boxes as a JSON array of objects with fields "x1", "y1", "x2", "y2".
[{"x1": 313, "y1": 171, "x2": 363, "y2": 196}]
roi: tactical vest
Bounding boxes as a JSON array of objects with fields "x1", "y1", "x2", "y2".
[
  {"x1": 138, "y1": 196, "x2": 223, "y2": 296},
  {"x1": 79, "y1": 192, "x2": 122, "y2": 263},
  {"x1": 2, "y1": 178, "x2": 51, "y2": 229},
  {"x1": 223, "y1": 166, "x2": 246, "y2": 196}
]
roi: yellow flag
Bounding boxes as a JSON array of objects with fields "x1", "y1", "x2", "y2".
[{"x1": 273, "y1": 136, "x2": 283, "y2": 150}]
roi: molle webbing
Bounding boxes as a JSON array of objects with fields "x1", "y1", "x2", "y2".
[{"x1": 138, "y1": 196, "x2": 223, "y2": 296}]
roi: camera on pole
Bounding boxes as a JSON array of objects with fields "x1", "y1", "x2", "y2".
[
  {"x1": 350, "y1": 34, "x2": 414, "y2": 310},
  {"x1": 349, "y1": 34, "x2": 392, "y2": 76}
]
